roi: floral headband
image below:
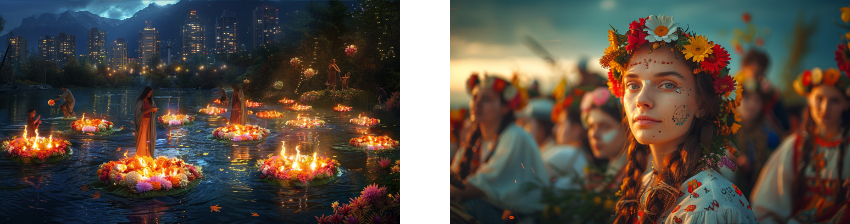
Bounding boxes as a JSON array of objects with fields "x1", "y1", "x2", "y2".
[
  {"x1": 466, "y1": 73, "x2": 527, "y2": 111},
  {"x1": 600, "y1": 15, "x2": 741, "y2": 169},
  {"x1": 792, "y1": 67, "x2": 850, "y2": 97},
  {"x1": 579, "y1": 87, "x2": 622, "y2": 128},
  {"x1": 836, "y1": 6, "x2": 850, "y2": 77},
  {"x1": 551, "y1": 87, "x2": 591, "y2": 123}
]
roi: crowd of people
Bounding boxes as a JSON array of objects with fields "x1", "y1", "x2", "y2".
[{"x1": 450, "y1": 12, "x2": 850, "y2": 224}]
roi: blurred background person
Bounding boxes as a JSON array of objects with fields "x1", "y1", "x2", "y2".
[
  {"x1": 751, "y1": 67, "x2": 850, "y2": 223},
  {"x1": 543, "y1": 88, "x2": 592, "y2": 190},
  {"x1": 519, "y1": 98, "x2": 556, "y2": 153},
  {"x1": 451, "y1": 73, "x2": 549, "y2": 223}
]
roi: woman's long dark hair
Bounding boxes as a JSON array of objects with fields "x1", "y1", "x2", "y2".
[
  {"x1": 457, "y1": 87, "x2": 518, "y2": 179},
  {"x1": 791, "y1": 92, "x2": 850, "y2": 208},
  {"x1": 137, "y1": 86, "x2": 153, "y2": 102},
  {"x1": 231, "y1": 83, "x2": 240, "y2": 91}
]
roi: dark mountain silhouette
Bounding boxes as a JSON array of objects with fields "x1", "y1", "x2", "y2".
[{"x1": 1, "y1": 0, "x2": 315, "y2": 61}]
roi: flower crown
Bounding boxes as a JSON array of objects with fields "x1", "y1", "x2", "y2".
[
  {"x1": 600, "y1": 15, "x2": 741, "y2": 168},
  {"x1": 551, "y1": 86, "x2": 592, "y2": 123},
  {"x1": 466, "y1": 73, "x2": 528, "y2": 111},
  {"x1": 836, "y1": 6, "x2": 850, "y2": 75},
  {"x1": 579, "y1": 87, "x2": 622, "y2": 128},
  {"x1": 792, "y1": 67, "x2": 850, "y2": 97}
]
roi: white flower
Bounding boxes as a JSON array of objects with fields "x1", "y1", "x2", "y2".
[
  {"x1": 811, "y1": 67, "x2": 823, "y2": 85},
  {"x1": 502, "y1": 85, "x2": 517, "y2": 102},
  {"x1": 643, "y1": 14, "x2": 679, "y2": 43}
]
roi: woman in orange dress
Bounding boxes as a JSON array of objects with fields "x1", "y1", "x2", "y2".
[{"x1": 134, "y1": 86, "x2": 157, "y2": 157}]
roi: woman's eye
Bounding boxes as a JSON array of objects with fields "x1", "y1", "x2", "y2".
[
  {"x1": 627, "y1": 83, "x2": 640, "y2": 90},
  {"x1": 661, "y1": 83, "x2": 675, "y2": 89}
]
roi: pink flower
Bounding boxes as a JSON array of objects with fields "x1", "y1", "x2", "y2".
[
  {"x1": 136, "y1": 181, "x2": 153, "y2": 193},
  {"x1": 378, "y1": 158, "x2": 391, "y2": 168}
]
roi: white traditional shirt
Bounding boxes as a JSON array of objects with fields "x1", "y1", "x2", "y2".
[
  {"x1": 636, "y1": 167, "x2": 757, "y2": 224},
  {"x1": 541, "y1": 144, "x2": 589, "y2": 190},
  {"x1": 750, "y1": 133, "x2": 850, "y2": 224},
  {"x1": 450, "y1": 123, "x2": 550, "y2": 214}
]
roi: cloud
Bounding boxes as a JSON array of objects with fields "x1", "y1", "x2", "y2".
[{"x1": 600, "y1": 0, "x2": 615, "y2": 11}]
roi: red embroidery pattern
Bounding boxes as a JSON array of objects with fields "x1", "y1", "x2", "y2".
[
  {"x1": 687, "y1": 179, "x2": 702, "y2": 193},
  {"x1": 691, "y1": 192, "x2": 700, "y2": 198},
  {"x1": 673, "y1": 216, "x2": 683, "y2": 223},
  {"x1": 813, "y1": 135, "x2": 849, "y2": 148},
  {"x1": 712, "y1": 200, "x2": 720, "y2": 208},
  {"x1": 671, "y1": 205, "x2": 680, "y2": 213},
  {"x1": 685, "y1": 205, "x2": 696, "y2": 212},
  {"x1": 733, "y1": 184, "x2": 742, "y2": 196}
]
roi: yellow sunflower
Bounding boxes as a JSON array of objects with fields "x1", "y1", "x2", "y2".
[
  {"x1": 608, "y1": 30, "x2": 619, "y2": 47},
  {"x1": 733, "y1": 81, "x2": 743, "y2": 107},
  {"x1": 730, "y1": 113, "x2": 742, "y2": 135},
  {"x1": 682, "y1": 35, "x2": 714, "y2": 63},
  {"x1": 609, "y1": 60, "x2": 625, "y2": 74}
]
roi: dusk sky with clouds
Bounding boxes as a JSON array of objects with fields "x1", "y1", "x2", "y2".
[
  {"x1": 450, "y1": 0, "x2": 849, "y2": 108},
  {"x1": 0, "y1": 0, "x2": 179, "y2": 37}
]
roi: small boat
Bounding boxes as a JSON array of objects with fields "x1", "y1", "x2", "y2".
[{"x1": 36, "y1": 84, "x2": 52, "y2": 90}]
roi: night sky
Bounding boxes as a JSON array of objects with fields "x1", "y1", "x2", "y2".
[
  {"x1": 450, "y1": 0, "x2": 850, "y2": 108},
  {"x1": 0, "y1": 0, "x2": 179, "y2": 37}
]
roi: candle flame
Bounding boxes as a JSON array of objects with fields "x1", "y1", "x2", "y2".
[
  {"x1": 280, "y1": 141, "x2": 285, "y2": 157},
  {"x1": 311, "y1": 152, "x2": 317, "y2": 170},
  {"x1": 23, "y1": 125, "x2": 27, "y2": 139}
]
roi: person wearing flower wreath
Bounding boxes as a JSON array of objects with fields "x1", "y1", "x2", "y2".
[
  {"x1": 580, "y1": 87, "x2": 644, "y2": 194},
  {"x1": 450, "y1": 73, "x2": 549, "y2": 223},
  {"x1": 729, "y1": 73, "x2": 781, "y2": 199},
  {"x1": 749, "y1": 66, "x2": 850, "y2": 223},
  {"x1": 134, "y1": 86, "x2": 157, "y2": 157},
  {"x1": 602, "y1": 15, "x2": 756, "y2": 223}
]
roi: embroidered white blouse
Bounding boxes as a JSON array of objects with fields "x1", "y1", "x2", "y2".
[{"x1": 637, "y1": 168, "x2": 758, "y2": 224}]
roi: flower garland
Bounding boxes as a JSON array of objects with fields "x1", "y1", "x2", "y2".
[
  {"x1": 793, "y1": 67, "x2": 850, "y2": 97},
  {"x1": 315, "y1": 184, "x2": 399, "y2": 224},
  {"x1": 304, "y1": 68, "x2": 316, "y2": 79},
  {"x1": 212, "y1": 124, "x2": 271, "y2": 142},
  {"x1": 96, "y1": 156, "x2": 203, "y2": 194},
  {"x1": 256, "y1": 111, "x2": 283, "y2": 119},
  {"x1": 258, "y1": 144, "x2": 340, "y2": 186},
  {"x1": 465, "y1": 73, "x2": 527, "y2": 111},
  {"x1": 245, "y1": 100, "x2": 262, "y2": 108},
  {"x1": 285, "y1": 115, "x2": 326, "y2": 128},
  {"x1": 349, "y1": 136, "x2": 399, "y2": 151},
  {"x1": 289, "y1": 103, "x2": 312, "y2": 111},
  {"x1": 157, "y1": 111, "x2": 194, "y2": 126},
  {"x1": 278, "y1": 98, "x2": 295, "y2": 104},
  {"x1": 199, "y1": 104, "x2": 227, "y2": 115},
  {"x1": 300, "y1": 91, "x2": 320, "y2": 102},
  {"x1": 836, "y1": 6, "x2": 850, "y2": 74},
  {"x1": 48, "y1": 100, "x2": 55, "y2": 106},
  {"x1": 600, "y1": 14, "x2": 740, "y2": 169},
  {"x1": 350, "y1": 114, "x2": 380, "y2": 126},
  {"x1": 333, "y1": 104, "x2": 352, "y2": 112},
  {"x1": 71, "y1": 113, "x2": 114, "y2": 134},
  {"x1": 2, "y1": 131, "x2": 71, "y2": 163}
]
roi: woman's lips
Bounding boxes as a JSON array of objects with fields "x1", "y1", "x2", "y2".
[{"x1": 633, "y1": 115, "x2": 661, "y2": 126}]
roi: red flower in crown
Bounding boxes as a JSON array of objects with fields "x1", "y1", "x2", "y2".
[
  {"x1": 607, "y1": 70, "x2": 624, "y2": 98},
  {"x1": 713, "y1": 75, "x2": 736, "y2": 94},
  {"x1": 466, "y1": 74, "x2": 479, "y2": 92},
  {"x1": 626, "y1": 18, "x2": 648, "y2": 52},
  {"x1": 701, "y1": 44, "x2": 730, "y2": 75},
  {"x1": 742, "y1": 12, "x2": 751, "y2": 23},
  {"x1": 836, "y1": 44, "x2": 850, "y2": 74},
  {"x1": 493, "y1": 78, "x2": 507, "y2": 92},
  {"x1": 802, "y1": 70, "x2": 812, "y2": 86}
]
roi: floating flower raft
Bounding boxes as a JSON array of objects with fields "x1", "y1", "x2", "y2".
[
  {"x1": 246, "y1": 100, "x2": 262, "y2": 108},
  {"x1": 211, "y1": 124, "x2": 271, "y2": 143},
  {"x1": 278, "y1": 98, "x2": 295, "y2": 104},
  {"x1": 199, "y1": 104, "x2": 227, "y2": 115},
  {"x1": 213, "y1": 99, "x2": 225, "y2": 105},
  {"x1": 1, "y1": 130, "x2": 72, "y2": 164},
  {"x1": 91, "y1": 156, "x2": 204, "y2": 198},
  {"x1": 333, "y1": 104, "x2": 352, "y2": 112},
  {"x1": 70, "y1": 113, "x2": 117, "y2": 135},
  {"x1": 289, "y1": 103, "x2": 312, "y2": 111},
  {"x1": 285, "y1": 115, "x2": 326, "y2": 129},
  {"x1": 258, "y1": 144, "x2": 340, "y2": 187},
  {"x1": 350, "y1": 115, "x2": 380, "y2": 126},
  {"x1": 48, "y1": 100, "x2": 56, "y2": 106},
  {"x1": 158, "y1": 111, "x2": 195, "y2": 126},
  {"x1": 349, "y1": 136, "x2": 399, "y2": 151},
  {"x1": 256, "y1": 111, "x2": 284, "y2": 119}
]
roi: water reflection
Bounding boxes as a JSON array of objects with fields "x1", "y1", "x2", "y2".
[{"x1": 0, "y1": 88, "x2": 399, "y2": 222}]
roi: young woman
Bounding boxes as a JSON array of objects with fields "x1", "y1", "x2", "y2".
[
  {"x1": 134, "y1": 86, "x2": 157, "y2": 157},
  {"x1": 580, "y1": 87, "x2": 640, "y2": 192},
  {"x1": 450, "y1": 73, "x2": 549, "y2": 223},
  {"x1": 750, "y1": 67, "x2": 850, "y2": 223},
  {"x1": 732, "y1": 76, "x2": 781, "y2": 197},
  {"x1": 230, "y1": 83, "x2": 247, "y2": 125},
  {"x1": 604, "y1": 15, "x2": 755, "y2": 223},
  {"x1": 544, "y1": 89, "x2": 592, "y2": 190}
]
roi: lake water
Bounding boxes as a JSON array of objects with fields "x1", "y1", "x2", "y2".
[{"x1": 0, "y1": 88, "x2": 399, "y2": 223}]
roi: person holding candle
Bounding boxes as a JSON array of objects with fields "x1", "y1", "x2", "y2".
[
  {"x1": 134, "y1": 86, "x2": 157, "y2": 157},
  {"x1": 216, "y1": 85, "x2": 228, "y2": 105},
  {"x1": 230, "y1": 83, "x2": 247, "y2": 125},
  {"x1": 25, "y1": 108, "x2": 42, "y2": 137},
  {"x1": 450, "y1": 73, "x2": 549, "y2": 223}
]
